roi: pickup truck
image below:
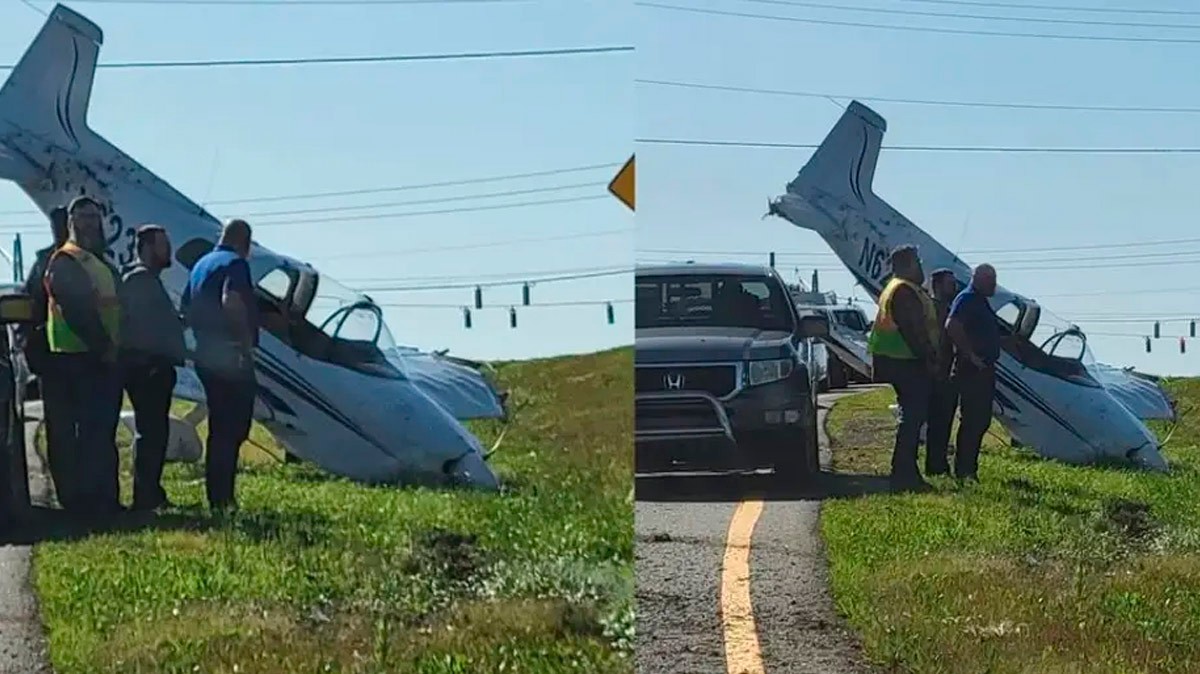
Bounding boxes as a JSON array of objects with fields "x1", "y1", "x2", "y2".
[{"x1": 634, "y1": 262, "x2": 830, "y2": 477}]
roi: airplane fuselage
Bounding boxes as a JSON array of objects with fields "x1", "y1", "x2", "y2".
[{"x1": 770, "y1": 177, "x2": 1166, "y2": 473}]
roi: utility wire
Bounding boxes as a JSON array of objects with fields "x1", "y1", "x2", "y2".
[
  {"x1": 345, "y1": 264, "x2": 628, "y2": 285},
  {"x1": 636, "y1": 137, "x2": 1200, "y2": 153},
  {"x1": 644, "y1": 235, "x2": 1200, "y2": 257},
  {"x1": 380, "y1": 298, "x2": 634, "y2": 309},
  {"x1": 0, "y1": 194, "x2": 612, "y2": 233},
  {"x1": 735, "y1": 0, "x2": 1200, "y2": 31},
  {"x1": 642, "y1": 248, "x2": 1200, "y2": 265},
  {"x1": 0, "y1": 162, "x2": 622, "y2": 216},
  {"x1": 317, "y1": 228, "x2": 633, "y2": 260},
  {"x1": 358, "y1": 267, "x2": 632, "y2": 292},
  {"x1": 235, "y1": 181, "x2": 607, "y2": 219},
  {"x1": 896, "y1": 0, "x2": 1200, "y2": 18},
  {"x1": 637, "y1": 78, "x2": 1200, "y2": 114},
  {"x1": 55, "y1": 0, "x2": 525, "y2": 4},
  {"x1": 637, "y1": 2, "x2": 1200, "y2": 45},
  {"x1": 0, "y1": 46, "x2": 633, "y2": 72},
  {"x1": 639, "y1": 256, "x2": 1200, "y2": 272}
]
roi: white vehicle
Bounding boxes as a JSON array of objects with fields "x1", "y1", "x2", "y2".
[
  {"x1": 0, "y1": 5, "x2": 508, "y2": 489},
  {"x1": 767, "y1": 100, "x2": 1174, "y2": 472}
]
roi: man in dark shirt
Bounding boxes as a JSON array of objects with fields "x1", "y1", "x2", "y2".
[
  {"x1": 945, "y1": 263, "x2": 1001, "y2": 482},
  {"x1": 870, "y1": 245, "x2": 940, "y2": 492},
  {"x1": 180, "y1": 218, "x2": 258, "y2": 513},
  {"x1": 924, "y1": 269, "x2": 961, "y2": 477},
  {"x1": 21, "y1": 207, "x2": 72, "y2": 506},
  {"x1": 119, "y1": 225, "x2": 186, "y2": 511},
  {"x1": 42, "y1": 195, "x2": 124, "y2": 515}
]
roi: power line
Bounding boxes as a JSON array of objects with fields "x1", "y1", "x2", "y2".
[
  {"x1": 636, "y1": 137, "x2": 1200, "y2": 153},
  {"x1": 0, "y1": 46, "x2": 633, "y2": 72},
  {"x1": 236, "y1": 181, "x2": 607, "y2": 218},
  {"x1": 317, "y1": 228, "x2": 633, "y2": 260},
  {"x1": 642, "y1": 247, "x2": 1200, "y2": 265},
  {"x1": 0, "y1": 162, "x2": 622, "y2": 217},
  {"x1": 637, "y1": 78, "x2": 1200, "y2": 114},
  {"x1": 379, "y1": 298, "x2": 634, "y2": 309},
  {"x1": 0, "y1": 194, "x2": 612, "y2": 233},
  {"x1": 735, "y1": 0, "x2": 1200, "y2": 31},
  {"x1": 358, "y1": 267, "x2": 632, "y2": 292},
  {"x1": 645, "y1": 235, "x2": 1200, "y2": 258},
  {"x1": 248, "y1": 194, "x2": 611, "y2": 227},
  {"x1": 637, "y1": 2, "x2": 1200, "y2": 45},
  {"x1": 345, "y1": 264, "x2": 628, "y2": 285},
  {"x1": 896, "y1": 0, "x2": 1200, "y2": 18},
  {"x1": 55, "y1": 0, "x2": 525, "y2": 4},
  {"x1": 639, "y1": 255, "x2": 1200, "y2": 272}
]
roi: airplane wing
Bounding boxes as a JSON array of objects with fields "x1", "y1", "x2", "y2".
[
  {"x1": 1088, "y1": 362, "x2": 1176, "y2": 421},
  {"x1": 387, "y1": 347, "x2": 507, "y2": 421}
]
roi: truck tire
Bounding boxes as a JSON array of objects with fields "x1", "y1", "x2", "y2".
[
  {"x1": 828, "y1": 357, "x2": 848, "y2": 390},
  {"x1": 773, "y1": 425, "x2": 818, "y2": 479}
]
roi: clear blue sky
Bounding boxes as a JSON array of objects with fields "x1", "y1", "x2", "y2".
[
  {"x1": 0, "y1": 0, "x2": 633, "y2": 362},
  {"x1": 637, "y1": 0, "x2": 1200, "y2": 377}
]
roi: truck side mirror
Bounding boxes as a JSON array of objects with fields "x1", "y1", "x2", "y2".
[
  {"x1": 797, "y1": 314, "x2": 829, "y2": 339},
  {"x1": 0, "y1": 293, "x2": 34, "y2": 325}
]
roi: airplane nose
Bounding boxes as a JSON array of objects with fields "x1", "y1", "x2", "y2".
[
  {"x1": 446, "y1": 451, "x2": 501, "y2": 491},
  {"x1": 1129, "y1": 444, "x2": 1169, "y2": 473}
]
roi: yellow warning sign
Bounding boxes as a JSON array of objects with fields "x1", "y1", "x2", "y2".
[{"x1": 608, "y1": 154, "x2": 634, "y2": 211}]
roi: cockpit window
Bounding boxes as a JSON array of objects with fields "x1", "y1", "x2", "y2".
[
  {"x1": 258, "y1": 267, "x2": 293, "y2": 302},
  {"x1": 1043, "y1": 331, "x2": 1087, "y2": 362}
]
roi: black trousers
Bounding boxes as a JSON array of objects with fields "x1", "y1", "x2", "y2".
[
  {"x1": 124, "y1": 362, "x2": 176, "y2": 508},
  {"x1": 40, "y1": 354, "x2": 122, "y2": 514},
  {"x1": 925, "y1": 379, "x2": 958, "y2": 476},
  {"x1": 197, "y1": 364, "x2": 255, "y2": 509},
  {"x1": 954, "y1": 365, "x2": 996, "y2": 479},
  {"x1": 884, "y1": 359, "x2": 932, "y2": 485}
]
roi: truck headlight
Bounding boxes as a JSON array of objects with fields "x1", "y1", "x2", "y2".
[{"x1": 748, "y1": 358, "x2": 794, "y2": 386}]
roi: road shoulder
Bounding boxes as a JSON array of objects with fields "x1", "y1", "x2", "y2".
[
  {"x1": 0, "y1": 415, "x2": 52, "y2": 674},
  {"x1": 748, "y1": 390, "x2": 874, "y2": 673}
]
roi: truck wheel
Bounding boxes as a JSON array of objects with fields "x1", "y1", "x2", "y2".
[
  {"x1": 773, "y1": 426, "x2": 818, "y2": 479},
  {"x1": 828, "y1": 358, "x2": 847, "y2": 389}
]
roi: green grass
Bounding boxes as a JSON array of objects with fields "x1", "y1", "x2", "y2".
[
  {"x1": 822, "y1": 379, "x2": 1200, "y2": 674},
  {"x1": 30, "y1": 347, "x2": 633, "y2": 674}
]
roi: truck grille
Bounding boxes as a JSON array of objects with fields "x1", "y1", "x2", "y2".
[
  {"x1": 635, "y1": 365, "x2": 738, "y2": 398},
  {"x1": 636, "y1": 397, "x2": 724, "y2": 434}
]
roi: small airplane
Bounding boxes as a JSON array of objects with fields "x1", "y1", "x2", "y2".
[
  {"x1": 0, "y1": 5, "x2": 509, "y2": 489},
  {"x1": 767, "y1": 99, "x2": 1175, "y2": 472}
]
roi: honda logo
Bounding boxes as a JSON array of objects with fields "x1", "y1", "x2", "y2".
[{"x1": 663, "y1": 372, "x2": 685, "y2": 390}]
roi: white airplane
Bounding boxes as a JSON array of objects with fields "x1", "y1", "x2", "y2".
[
  {"x1": 0, "y1": 5, "x2": 509, "y2": 489},
  {"x1": 767, "y1": 99, "x2": 1175, "y2": 472}
]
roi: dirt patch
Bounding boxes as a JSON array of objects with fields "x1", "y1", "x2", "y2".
[
  {"x1": 404, "y1": 528, "x2": 487, "y2": 584},
  {"x1": 1101, "y1": 498, "x2": 1159, "y2": 543}
]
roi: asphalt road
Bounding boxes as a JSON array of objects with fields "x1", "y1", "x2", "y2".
[
  {"x1": 634, "y1": 388, "x2": 886, "y2": 674},
  {"x1": 0, "y1": 405, "x2": 51, "y2": 674}
]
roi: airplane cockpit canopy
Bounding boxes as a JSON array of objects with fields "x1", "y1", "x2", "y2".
[
  {"x1": 992, "y1": 293, "x2": 1102, "y2": 387},
  {"x1": 175, "y1": 237, "x2": 404, "y2": 379}
]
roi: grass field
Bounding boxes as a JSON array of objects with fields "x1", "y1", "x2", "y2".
[
  {"x1": 30, "y1": 347, "x2": 633, "y2": 674},
  {"x1": 823, "y1": 380, "x2": 1200, "y2": 674}
]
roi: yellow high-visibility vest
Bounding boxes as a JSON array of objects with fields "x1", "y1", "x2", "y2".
[
  {"x1": 45, "y1": 241, "x2": 120, "y2": 353},
  {"x1": 867, "y1": 276, "x2": 939, "y2": 359}
]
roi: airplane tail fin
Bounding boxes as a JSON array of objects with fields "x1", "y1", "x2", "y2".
[
  {"x1": 0, "y1": 5, "x2": 102, "y2": 154},
  {"x1": 787, "y1": 100, "x2": 886, "y2": 205}
]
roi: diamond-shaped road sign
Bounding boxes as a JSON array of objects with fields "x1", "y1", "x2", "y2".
[{"x1": 608, "y1": 155, "x2": 634, "y2": 211}]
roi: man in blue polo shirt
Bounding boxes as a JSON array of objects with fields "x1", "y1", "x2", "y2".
[
  {"x1": 945, "y1": 263, "x2": 1000, "y2": 483},
  {"x1": 180, "y1": 219, "x2": 258, "y2": 513}
]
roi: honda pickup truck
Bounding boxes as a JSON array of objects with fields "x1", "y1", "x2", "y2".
[{"x1": 634, "y1": 262, "x2": 830, "y2": 477}]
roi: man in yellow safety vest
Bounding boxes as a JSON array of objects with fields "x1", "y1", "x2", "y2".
[
  {"x1": 42, "y1": 195, "x2": 124, "y2": 517},
  {"x1": 867, "y1": 244, "x2": 940, "y2": 492}
]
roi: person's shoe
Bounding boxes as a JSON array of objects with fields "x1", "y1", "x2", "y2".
[
  {"x1": 956, "y1": 473, "x2": 980, "y2": 485},
  {"x1": 131, "y1": 495, "x2": 174, "y2": 512},
  {"x1": 890, "y1": 475, "x2": 935, "y2": 493}
]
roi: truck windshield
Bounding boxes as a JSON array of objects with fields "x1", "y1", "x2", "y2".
[{"x1": 636, "y1": 274, "x2": 795, "y2": 331}]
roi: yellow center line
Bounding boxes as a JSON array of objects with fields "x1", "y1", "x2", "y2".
[{"x1": 721, "y1": 498, "x2": 766, "y2": 674}]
